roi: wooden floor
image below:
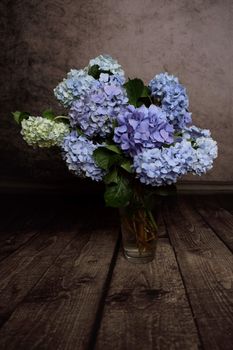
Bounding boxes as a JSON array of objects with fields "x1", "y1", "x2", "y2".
[{"x1": 0, "y1": 194, "x2": 232, "y2": 350}]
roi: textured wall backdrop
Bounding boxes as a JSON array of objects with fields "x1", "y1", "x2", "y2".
[{"x1": 0, "y1": 0, "x2": 232, "y2": 185}]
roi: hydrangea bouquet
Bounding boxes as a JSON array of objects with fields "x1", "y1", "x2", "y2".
[{"x1": 13, "y1": 55, "x2": 217, "y2": 263}]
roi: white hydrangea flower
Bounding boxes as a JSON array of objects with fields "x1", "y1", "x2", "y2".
[{"x1": 21, "y1": 116, "x2": 70, "y2": 148}]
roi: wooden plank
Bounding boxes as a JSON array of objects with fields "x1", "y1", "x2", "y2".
[
  {"x1": 0, "y1": 226, "x2": 119, "y2": 350},
  {"x1": 96, "y1": 238, "x2": 200, "y2": 350},
  {"x1": 164, "y1": 197, "x2": 233, "y2": 350},
  {"x1": 194, "y1": 196, "x2": 233, "y2": 252},
  {"x1": 0, "y1": 208, "x2": 55, "y2": 262},
  {"x1": 0, "y1": 209, "x2": 81, "y2": 329}
]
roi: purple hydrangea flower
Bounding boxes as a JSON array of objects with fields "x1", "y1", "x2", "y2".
[
  {"x1": 69, "y1": 73, "x2": 128, "y2": 137},
  {"x1": 62, "y1": 131, "x2": 105, "y2": 181},
  {"x1": 133, "y1": 139, "x2": 195, "y2": 186},
  {"x1": 149, "y1": 72, "x2": 192, "y2": 130},
  {"x1": 113, "y1": 104, "x2": 174, "y2": 156}
]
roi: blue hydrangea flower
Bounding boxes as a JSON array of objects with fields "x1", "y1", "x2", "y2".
[
  {"x1": 88, "y1": 54, "x2": 125, "y2": 79},
  {"x1": 113, "y1": 104, "x2": 174, "y2": 156},
  {"x1": 149, "y1": 72, "x2": 179, "y2": 88},
  {"x1": 69, "y1": 73, "x2": 128, "y2": 137},
  {"x1": 190, "y1": 136, "x2": 218, "y2": 175},
  {"x1": 183, "y1": 125, "x2": 211, "y2": 139},
  {"x1": 54, "y1": 69, "x2": 95, "y2": 107},
  {"x1": 149, "y1": 72, "x2": 192, "y2": 129},
  {"x1": 133, "y1": 139, "x2": 195, "y2": 186},
  {"x1": 62, "y1": 131, "x2": 105, "y2": 181}
]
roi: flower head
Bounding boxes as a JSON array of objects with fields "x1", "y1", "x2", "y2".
[
  {"x1": 183, "y1": 125, "x2": 211, "y2": 139},
  {"x1": 69, "y1": 73, "x2": 128, "y2": 137},
  {"x1": 191, "y1": 136, "x2": 218, "y2": 175},
  {"x1": 62, "y1": 131, "x2": 105, "y2": 181},
  {"x1": 133, "y1": 139, "x2": 195, "y2": 186},
  {"x1": 21, "y1": 116, "x2": 69, "y2": 148},
  {"x1": 149, "y1": 72, "x2": 191, "y2": 129},
  {"x1": 88, "y1": 54, "x2": 125, "y2": 78},
  {"x1": 113, "y1": 104, "x2": 174, "y2": 156},
  {"x1": 54, "y1": 69, "x2": 95, "y2": 107}
]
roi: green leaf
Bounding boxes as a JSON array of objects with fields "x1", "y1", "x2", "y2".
[
  {"x1": 105, "y1": 144, "x2": 122, "y2": 154},
  {"x1": 120, "y1": 160, "x2": 133, "y2": 173},
  {"x1": 124, "y1": 79, "x2": 151, "y2": 107},
  {"x1": 93, "y1": 148, "x2": 121, "y2": 170},
  {"x1": 141, "y1": 86, "x2": 150, "y2": 97},
  {"x1": 112, "y1": 119, "x2": 118, "y2": 129},
  {"x1": 104, "y1": 168, "x2": 119, "y2": 184},
  {"x1": 76, "y1": 128, "x2": 85, "y2": 136},
  {"x1": 124, "y1": 78, "x2": 145, "y2": 106},
  {"x1": 88, "y1": 65, "x2": 112, "y2": 79},
  {"x1": 12, "y1": 111, "x2": 30, "y2": 124},
  {"x1": 104, "y1": 177, "x2": 132, "y2": 207},
  {"x1": 137, "y1": 97, "x2": 152, "y2": 107},
  {"x1": 42, "y1": 109, "x2": 56, "y2": 120},
  {"x1": 88, "y1": 64, "x2": 100, "y2": 79},
  {"x1": 137, "y1": 87, "x2": 152, "y2": 107}
]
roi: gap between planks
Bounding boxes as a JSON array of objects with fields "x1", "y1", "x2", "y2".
[
  {"x1": 0, "y1": 225, "x2": 120, "y2": 350},
  {"x1": 163, "y1": 197, "x2": 233, "y2": 350},
  {"x1": 95, "y1": 238, "x2": 201, "y2": 350}
]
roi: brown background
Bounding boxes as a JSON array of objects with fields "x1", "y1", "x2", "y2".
[{"x1": 0, "y1": 0, "x2": 232, "y2": 187}]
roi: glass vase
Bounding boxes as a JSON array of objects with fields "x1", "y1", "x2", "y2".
[{"x1": 119, "y1": 205, "x2": 158, "y2": 264}]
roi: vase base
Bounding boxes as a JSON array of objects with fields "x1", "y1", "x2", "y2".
[{"x1": 123, "y1": 249, "x2": 155, "y2": 264}]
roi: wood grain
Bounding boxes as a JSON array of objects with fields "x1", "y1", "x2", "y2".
[
  {"x1": 194, "y1": 196, "x2": 233, "y2": 252},
  {"x1": 0, "y1": 195, "x2": 232, "y2": 349},
  {"x1": 164, "y1": 197, "x2": 233, "y2": 350},
  {"x1": 0, "y1": 227, "x2": 119, "y2": 350},
  {"x1": 0, "y1": 207, "x2": 55, "y2": 262},
  {"x1": 95, "y1": 238, "x2": 200, "y2": 350},
  {"x1": 0, "y1": 209, "x2": 80, "y2": 329}
]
